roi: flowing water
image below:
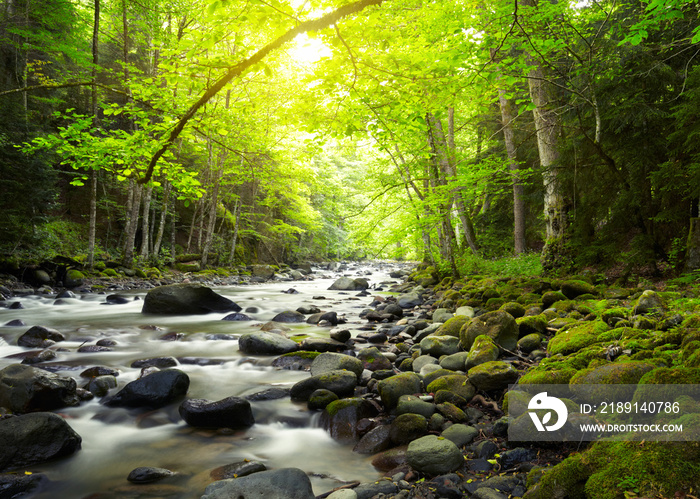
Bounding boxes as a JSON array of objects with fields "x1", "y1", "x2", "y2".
[{"x1": 0, "y1": 263, "x2": 404, "y2": 498}]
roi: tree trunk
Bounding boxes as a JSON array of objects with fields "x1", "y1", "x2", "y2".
[
  {"x1": 497, "y1": 89, "x2": 527, "y2": 254},
  {"x1": 201, "y1": 157, "x2": 223, "y2": 268},
  {"x1": 528, "y1": 64, "x2": 570, "y2": 271},
  {"x1": 139, "y1": 185, "x2": 153, "y2": 261},
  {"x1": 153, "y1": 181, "x2": 171, "y2": 257},
  {"x1": 122, "y1": 181, "x2": 142, "y2": 266},
  {"x1": 87, "y1": 0, "x2": 100, "y2": 268},
  {"x1": 228, "y1": 198, "x2": 241, "y2": 264}
]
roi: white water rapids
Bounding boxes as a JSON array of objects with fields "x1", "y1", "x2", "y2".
[{"x1": 0, "y1": 263, "x2": 405, "y2": 498}]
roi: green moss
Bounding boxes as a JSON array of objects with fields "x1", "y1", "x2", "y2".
[
  {"x1": 102, "y1": 268, "x2": 118, "y2": 277},
  {"x1": 485, "y1": 297, "x2": 506, "y2": 310},
  {"x1": 500, "y1": 301, "x2": 526, "y2": 318},
  {"x1": 547, "y1": 320, "x2": 610, "y2": 356},
  {"x1": 277, "y1": 350, "x2": 320, "y2": 360},
  {"x1": 518, "y1": 366, "x2": 577, "y2": 385},
  {"x1": 551, "y1": 299, "x2": 578, "y2": 312},
  {"x1": 597, "y1": 327, "x2": 649, "y2": 343},
  {"x1": 638, "y1": 366, "x2": 700, "y2": 385},
  {"x1": 584, "y1": 442, "x2": 700, "y2": 499},
  {"x1": 525, "y1": 453, "x2": 589, "y2": 499},
  {"x1": 435, "y1": 315, "x2": 471, "y2": 338},
  {"x1": 517, "y1": 314, "x2": 548, "y2": 336}
]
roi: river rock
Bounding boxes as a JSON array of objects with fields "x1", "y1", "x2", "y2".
[
  {"x1": 0, "y1": 364, "x2": 80, "y2": 413},
  {"x1": 238, "y1": 331, "x2": 299, "y2": 355},
  {"x1": 299, "y1": 337, "x2": 347, "y2": 352},
  {"x1": 310, "y1": 352, "x2": 364, "y2": 380},
  {"x1": 353, "y1": 424, "x2": 392, "y2": 454},
  {"x1": 0, "y1": 412, "x2": 82, "y2": 471},
  {"x1": 465, "y1": 335, "x2": 500, "y2": 369},
  {"x1": 377, "y1": 372, "x2": 423, "y2": 410},
  {"x1": 0, "y1": 472, "x2": 48, "y2": 497},
  {"x1": 356, "y1": 346, "x2": 393, "y2": 371},
  {"x1": 633, "y1": 289, "x2": 667, "y2": 314},
  {"x1": 221, "y1": 312, "x2": 252, "y2": 321},
  {"x1": 398, "y1": 292, "x2": 422, "y2": 308},
  {"x1": 17, "y1": 325, "x2": 65, "y2": 348},
  {"x1": 290, "y1": 369, "x2": 358, "y2": 401},
  {"x1": 406, "y1": 435, "x2": 463, "y2": 475},
  {"x1": 127, "y1": 466, "x2": 176, "y2": 483},
  {"x1": 441, "y1": 423, "x2": 479, "y2": 447},
  {"x1": 420, "y1": 335, "x2": 461, "y2": 357},
  {"x1": 390, "y1": 413, "x2": 428, "y2": 444},
  {"x1": 460, "y1": 311, "x2": 519, "y2": 351},
  {"x1": 320, "y1": 397, "x2": 378, "y2": 443},
  {"x1": 201, "y1": 467, "x2": 314, "y2": 499},
  {"x1": 467, "y1": 361, "x2": 519, "y2": 391},
  {"x1": 179, "y1": 396, "x2": 254, "y2": 429},
  {"x1": 105, "y1": 369, "x2": 190, "y2": 409},
  {"x1": 329, "y1": 277, "x2": 369, "y2": 291},
  {"x1": 271, "y1": 310, "x2": 305, "y2": 323},
  {"x1": 142, "y1": 284, "x2": 241, "y2": 315},
  {"x1": 210, "y1": 460, "x2": 267, "y2": 480}
]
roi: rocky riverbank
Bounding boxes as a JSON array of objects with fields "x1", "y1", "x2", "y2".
[{"x1": 1, "y1": 262, "x2": 700, "y2": 498}]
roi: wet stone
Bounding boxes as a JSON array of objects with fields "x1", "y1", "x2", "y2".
[
  {"x1": 209, "y1": 460, "x2": 267, "y2": 480},
  {"x1": 126, "y1": 466, "x2": 176, "y2": 484}
]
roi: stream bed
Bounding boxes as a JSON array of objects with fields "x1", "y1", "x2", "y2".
[{"x1": 0, "y1": 263, "x2": 406, "y2": 498}]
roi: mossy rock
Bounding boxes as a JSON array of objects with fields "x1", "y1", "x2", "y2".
[
  {"x1": 516, "y1": 314, "x2": 548, "y2": 337},
  {"x1": 175, "y1": 262, "x2": 200, "y2": 272},
  {"x1": 425, "y1": 374, "x2": 475, "y2": 401},
  {"x1": 102, "y1": 268, "x2": 119, "y2": 277},
  {"x1": 523, "y1": 453, "x2": 589, "y2": 499},
  {"x1": 547, "y1": 320, "x2": 610, "y2": 356},
  {"x1": 633, "y1": 290, "x2": 667, "y2": 315},
  {"x1": 542, "y1": 290, "x2": 567, "y2": 309},
  {"x1": 596, "y1": 327, "x2": 649, "y2": 343},
  {"x1": 482, "y1": 288, "x2": 501, "y2": 300},
  {"x1": 460, "y1": 310, "x2": 519, "y2": 352},
  {"x1": 467, "y1": 360, "x2": 519, "y2": 391},
  {"x1": 517, "y1": 293, "x2": 542, "y2": 305},
  {"x1": 485, "y1": 297, "x2": 506, "y2": 310},
  {"x1": 637, "y1": 366, "x2": 700, "y2": 385},
  {"x1": 434, "y1": 315, "x2": 470, "y2": 338},
  {"x1": 570, "y1": 361, "x2": 656, "y2": 404},
  {"x1": 518, "y1": 365, "x2": 578, "y2": 385},
  {"x1": 500, "y1": 301, "x2": 526, "y2": 319},
  {"x1": 517, "y1": 333, "x2": 543, "y2": 353},
  {"x1": 561, "y1": 279, "x2": 597, "y2": 299},
  {"x1": 93, "y1": 261, "x2": 106, "y2": 271},
  {"x1": 377, "y1": 372, "x2": 423, "y2": 410},
  {"x1": 64, "y1": 269, "x2": 85, "y2": 287},
  {"x1": 583, "y1": 442, "x2": 700, "y2": 499},
  {"x1": 390, "y1": 413, "x2": 428, "y2": 444},
  {"x1": 600, "y1": 307, "x2": 629, "y2": 325},
  {"x1": 465, "y1": 334, "x2": 499, "y2": 369},
  {"x1": 551, "y1": 300, "x2": 578, "y2": 313}
]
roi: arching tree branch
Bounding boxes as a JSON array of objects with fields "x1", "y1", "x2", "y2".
[{"x1": 140, "y1": 0, "x2": 384, "y2": 185}]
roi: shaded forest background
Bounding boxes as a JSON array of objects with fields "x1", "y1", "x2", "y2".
[{"x1": 0, "y1": 0, "x2": 699, "y2": 280}]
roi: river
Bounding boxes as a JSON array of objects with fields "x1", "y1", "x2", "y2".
[{"x1": 0, "y1": 263, "x2": 405, "y2": 498}]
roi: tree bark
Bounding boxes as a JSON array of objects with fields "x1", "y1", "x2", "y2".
[
  {"x1": 528, "y1": 64, "x2": 570, "y2": 271},
  {"x1": 153, "y1": 181, "x2": 171, "y2": 257},
  {"x1": 87, "y1": 0, "x2": 100, "y2": 268},
  {"x1": 201, "y1": 152, "x2": 224, "y2": 268},
  {"x1": 497, "y1": 89, "x2": 527, "y2": 254},
  {"x1": 122, "y1": 181, "x2": 142, "y2": 266},
  {"x1": 139, "y1": 185, "x2": 153, "y2": 261}
]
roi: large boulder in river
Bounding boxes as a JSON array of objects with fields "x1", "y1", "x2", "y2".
[
  {"x1": 0, "y1": 364, "x2": 80, "y2": 413},
  {"x1": 328, "y1": 277, "x2": 369, "y2": 291},
  {"x1": 201, "y1": 467, "x2": 315, "y2": 499},
  {"x1": 179, "y1": 396, "x2": 254, "y2": 429},
  {"x1": 290, "y1": 369, "x2": 358, "y2": 401},
  {"x1": 105, "y1": 369, "x2": 190, "y2": 409},
  {"x1": 0, "y1": 412, "x2": 82, "y2": 471},
  {"x1": 310, "y1": 352, "x2": 364, "y2": 380},
  {"x1": 238, "y1": 331, "x2": 299, "y2": 355},
  {"x1": 142, "y1": 284, "x2": 241, "y2": 315}
]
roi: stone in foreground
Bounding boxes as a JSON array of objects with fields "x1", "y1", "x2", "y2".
[
  {"x1": 406, "y1": 434, "x2": 463, "y2": 475},
  {"x1": 201, "y1": 467, "x2": 314, "y2": 499},
  {"x1": 0, "y1": 412, "x2": 82, "y2": 471},
  {"x1": 179, "y1": 396, "x2": 254, "y2": 429}
]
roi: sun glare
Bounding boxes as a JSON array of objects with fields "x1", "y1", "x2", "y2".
[{"x1": 289, "y1": 33, "x2": 332, "y2": 65}]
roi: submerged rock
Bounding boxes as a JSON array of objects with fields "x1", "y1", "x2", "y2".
[
  {"x1": 238, "y1": 331, "x2": 299, "y2": 355},
  {"x1": 328, "y1": 277, "x2": 369, "y2": 291}
]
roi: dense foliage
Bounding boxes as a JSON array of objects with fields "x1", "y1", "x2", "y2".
[{"x1": 0, "y1": 0, "x2": 698, "y2": 277}]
